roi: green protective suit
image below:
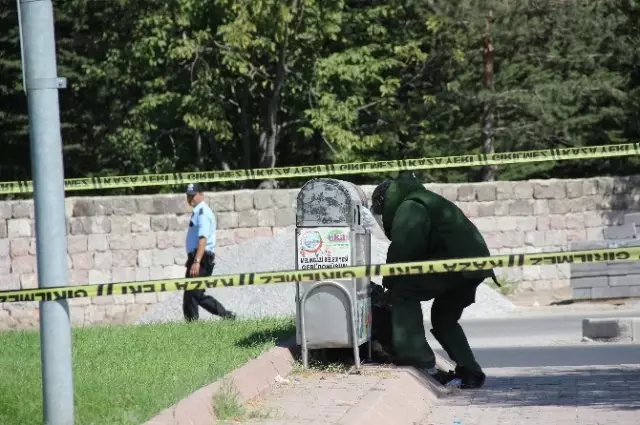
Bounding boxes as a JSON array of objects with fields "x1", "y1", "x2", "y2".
[{"x1": 380, "y1": 173, "x2": 495, "y2": 374}]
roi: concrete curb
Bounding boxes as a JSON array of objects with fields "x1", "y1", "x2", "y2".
[
  {"x1": 582, "y1": 317, "x2": 640, "y2": 342},
  {"x1": 337, "y1": 366, "x2": 448, "y2": 425},
  {"x1": 142, "y1": 339, "x2": 298, "y2": 425},
  {"x1": 141, "y1": 340, "x2": 452, "y2": 425}
]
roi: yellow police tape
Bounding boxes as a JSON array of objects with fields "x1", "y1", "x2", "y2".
[
  {"x1": 0, "y1": 143, "x2": 638, "y2": 194},
  {"x1": 0, "y1": 247, "x2": 638, "y2": 304}
]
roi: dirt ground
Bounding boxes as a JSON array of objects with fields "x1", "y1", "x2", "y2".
[
  {"x1": 505, "y1": 286, "x2": 640, "y2": 313},
  {"x1": 507, "y1": 286, "x2": 573, "y2": 307}
]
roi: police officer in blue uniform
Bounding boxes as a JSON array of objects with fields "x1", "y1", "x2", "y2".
[{"x1": 183, "y1": 183, "x2": 236, "y2": 322}]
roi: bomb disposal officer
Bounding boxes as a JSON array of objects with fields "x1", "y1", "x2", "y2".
[
  {"x1": 370, "y1": 172, "x2": 499, "y2": 389},
  {"x1": 183, "y1": 183, "x2": 236, "y2": 322}
]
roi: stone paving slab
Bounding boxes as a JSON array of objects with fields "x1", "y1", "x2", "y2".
[
  {"x1": 421, "y1": 364, "x2": 640, "y2": 425},
  {"x1": 239, "y1": 366, "x2": 440, "y2": 425}
]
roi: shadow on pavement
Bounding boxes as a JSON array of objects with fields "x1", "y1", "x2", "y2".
[{"x1": 469, "y1": 366, "x2": 640, "y2": 411}]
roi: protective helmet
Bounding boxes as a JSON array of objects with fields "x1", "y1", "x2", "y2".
[
  {"x1": 371, "y1": 180, "x2": 392, "y2": 230},
  {"x1": 371, "y1": 180, "x2": 391, "y2": 216}
]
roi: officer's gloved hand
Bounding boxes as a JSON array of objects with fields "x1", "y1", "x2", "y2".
[{"x1": 381, "y1": 277, "x2": 395, "y2": 295}]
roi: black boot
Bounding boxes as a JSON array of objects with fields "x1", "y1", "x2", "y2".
[
  {"x1": 451, "y1": 365, "x2": 486, "y2": 389},
  {"x1": 430, "y1": 328, "x2": 485, "y2": 389},
  {"x1": 430, "y1": 368, "x2": 457, "y2": 385},
  {"x1": 430, "y1": 326, "x2": 483, "y2": 377}
]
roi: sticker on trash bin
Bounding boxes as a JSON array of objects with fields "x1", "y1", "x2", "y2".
[
  {"x1": 357, "y1": 297, "x2": 372, "y2": 339},
  {"x1": 297, "y1": 227, "x2": 351, "y2": 270}
]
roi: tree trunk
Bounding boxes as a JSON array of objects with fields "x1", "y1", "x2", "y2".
[
  {"x1": 195, "y1": 130, "x2": 204, "y2": 171},
  {"x1": 209, "y1": 133, "x2": 231, "y2": 171},
  {"x1": 240, "y1": 80, "x2": 252, "y2": 171},
  {"x1": 257, "y1": 2, "x2": 296, "y2": 189},
  {"x1": 481, "y1": 10, "x2": 497, "y2": 182},
  {"x1": 257, "y1": 98, "x2": 279, "y2": 189}
]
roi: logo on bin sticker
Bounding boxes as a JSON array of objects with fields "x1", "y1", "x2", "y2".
[
  {"x1": 327, "y1": 229, "x2": 348, "y2": 242},
  {"x1": 299, "y1": 230, "x2": 323, "y2": 255}
]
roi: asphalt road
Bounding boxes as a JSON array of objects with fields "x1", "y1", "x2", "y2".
[
  {"x1": 425, "y1": 308, "x2": 640, "y2": 347},
  {"x1": 459, "y1": 309, "x2": 640, "y2": 340},
  {"x1": 425, "y1": 308, "x2": 640, "y2": 367},
  {"x1": 434, "y1": 344, "x2": 640, "y2": 368}
]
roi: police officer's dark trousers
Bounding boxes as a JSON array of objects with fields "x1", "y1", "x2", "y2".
[
  {"x1": 183, "y1": 252, "x2": 231, "y2": 321},
  {"x1": 388, "y1": 273, "x2": 483, "y2": 375}
]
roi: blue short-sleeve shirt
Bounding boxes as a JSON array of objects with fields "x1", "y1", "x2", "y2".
[{"x1": 186, "y1": 201, "x2": 216, "y2": 254}]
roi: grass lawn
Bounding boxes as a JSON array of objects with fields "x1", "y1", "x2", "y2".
[{"x1": 0, "y1": 317, "x2": 295, "y2": 425}]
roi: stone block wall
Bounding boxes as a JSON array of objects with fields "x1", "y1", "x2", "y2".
[
  {"x1": 1, "y1": 175, "x2": 639, "y2": 329},
  {"x1": 569, "y1": 212, "x2": 640, "y2": 300}
]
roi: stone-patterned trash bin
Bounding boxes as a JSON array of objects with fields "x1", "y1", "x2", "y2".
[{"x1": 295, "y1": 178, "x2": 373, "y2": 369}]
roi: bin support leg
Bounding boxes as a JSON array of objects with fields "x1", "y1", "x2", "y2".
[{"x1": 299, "y1": 280, "x2": 360, "y2": 370}]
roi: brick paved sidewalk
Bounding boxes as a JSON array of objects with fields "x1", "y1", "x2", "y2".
[
  {"x1": 237, "y1": 366, "x2": 441, "y2": 425},
  {"x1": 421, "y1": 364, "x2": 640, "y2": 425},
  {"x1": 233, "y1": 362, "x2": 640, "y2": 425},
  {"x1": 240, "y1": 371, "x2": 381, "y2": 425}
]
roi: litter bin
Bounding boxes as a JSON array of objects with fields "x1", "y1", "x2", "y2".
[{"x1": 294, "y1": 178, "x2": 373, "y2": 369}]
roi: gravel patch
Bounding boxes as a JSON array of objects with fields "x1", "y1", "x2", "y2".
[{"x1": 136, "y1": 227, "x2": 516, "y2": 325}]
